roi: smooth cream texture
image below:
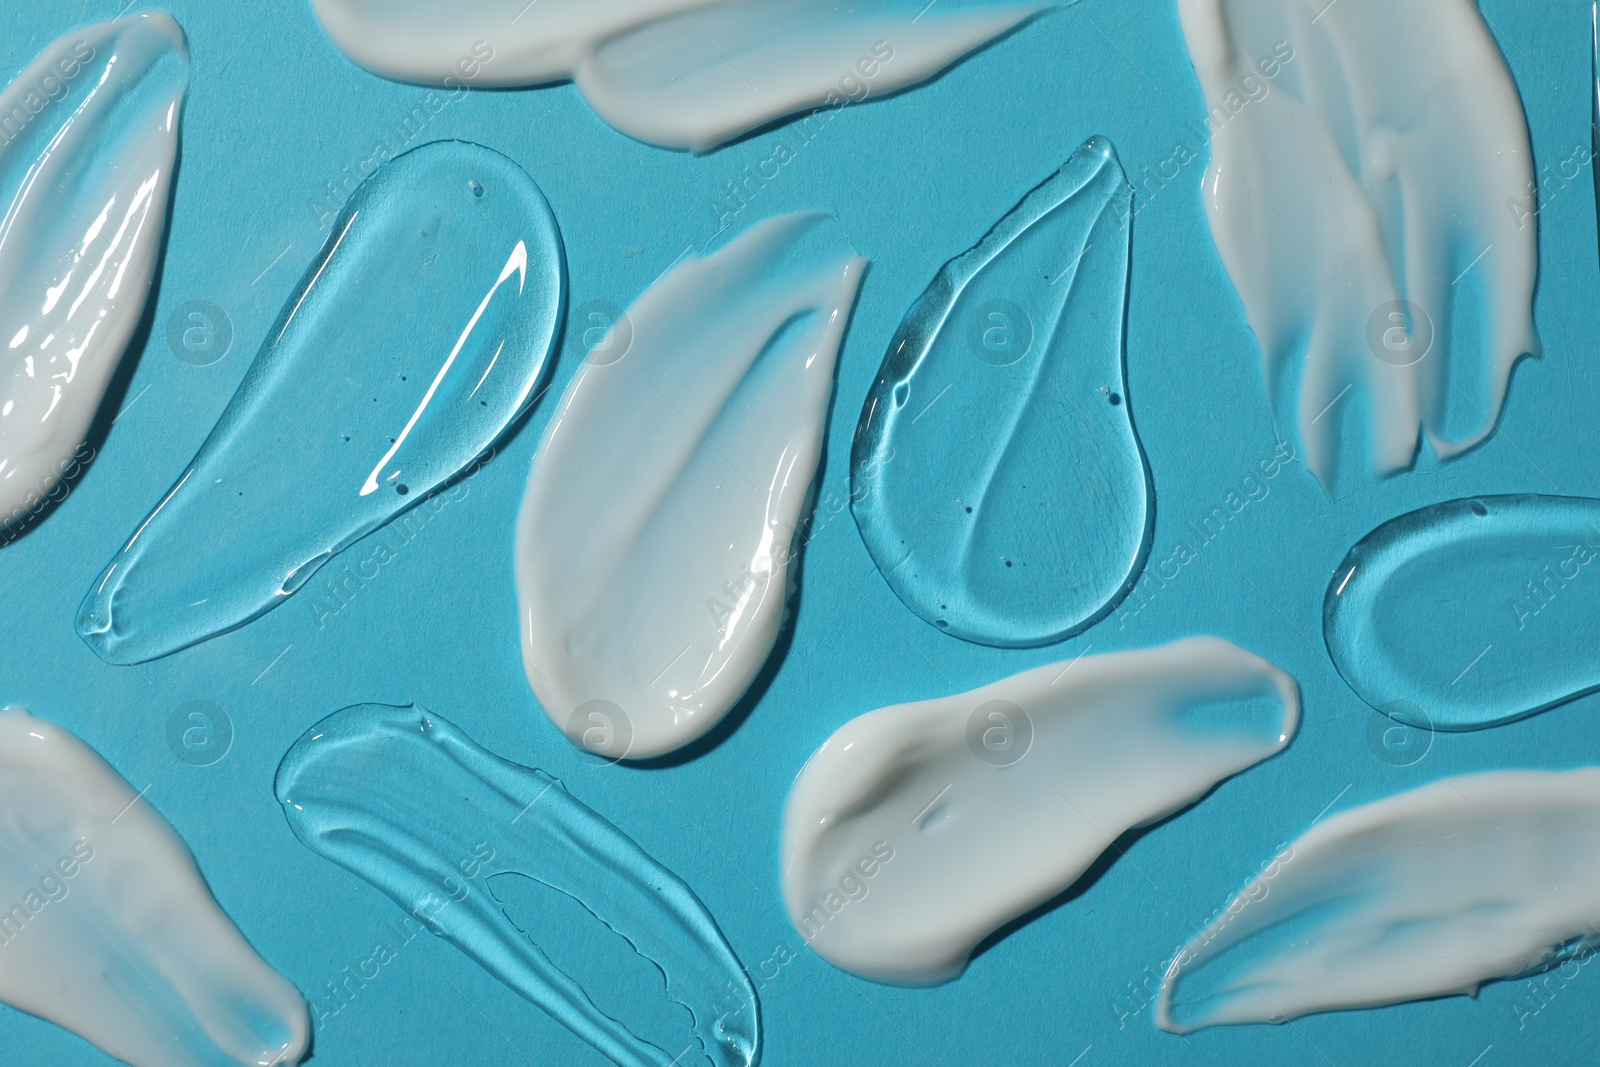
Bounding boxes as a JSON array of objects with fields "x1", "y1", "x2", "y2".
[
  {"x1": 1159, "y1": 769, "x2": 1600, "y2": 1032},
  {"x1": 309, "y1": 0, "x2": 1045, "y2": 151},
  {"x1": 0, "y1": 13, "x2": 187, "y2": 529},
  {"x1": 780, "y1": 638, "x2": 1300, "y2": 984},
  {"x1": 0, "y1": 707, "x2": 308, "y2": 1066},
  {"x1": 1178, "y1": 0, "x2": 1538, "y2": 489},
  {"x1": 517, "y1": 213, "x2": 865, "y2": 761}
]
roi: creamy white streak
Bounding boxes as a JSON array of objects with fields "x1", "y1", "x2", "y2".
[
  {"x1": 517, "y1": 212, "x2": 865, "y2": 760},
  {"x1": 309, "y1": 0, "x2": 1045, "y2": 151},
  {"x1": 0, "y1": 707, "x2": 308, "y2": 1066},
  {"x1": 780, "y1": 638, "x2": 1300, "y2": 984},
  {"x1": 1159, "y1": 769, "x2": 1600, "y2": 1033},
  {"x1": 1178, "y1": 0, "x2": 1538, "y2": 489},
  {"x1": 0, "y1": 13, "x2": 188, "y2": 530}
]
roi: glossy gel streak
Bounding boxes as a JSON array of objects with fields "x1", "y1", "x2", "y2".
[
  {"x1": 851, "y1": 137, "x2": 1151, "y2": 648},
  {"x1": 275, "y1": 703, "x2": 759, "y2": 1067},
  {"x1": 1325, "y1": 495, "x2": 1600, "y2": 731},
  {"x1": 76, "y1": 140, "x2": 564, "y2": 664}
]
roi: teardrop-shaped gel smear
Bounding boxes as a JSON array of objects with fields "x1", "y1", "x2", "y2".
[
  {"x1": 1324, "y1": 495, "x2": 1600, "y2": 731},
  {"x1": 308, "y1": 0, "x2": 1044, "y2": 152},
  {"x1": 781, "y1": 637, "x2": 1299, "y2": 984},
  {"x1": 0, "y1": 707, "x2": 308, "y2": 1067},
  {"x1": 0, "y1": 13, "x2": 187, "y2": 534},
  {"x1": 1158, "y1": 769, "x2": 1600, "y2": 1033},
  {"x1": 275, "y1": 703, "x2": 759, "y2": 1067},
  {"x1": 517, "y1": 212, "x2": 866, "y2": 760},
  {"x1": 76, "y1": 140, "x2": 564, "y2": 664},
  {"x1": 851, "y1": 137, "x2": 1150, "y2": 648},
  {"x1": 1177, "y1": 0, "x2": 1539, "y2": 490}
]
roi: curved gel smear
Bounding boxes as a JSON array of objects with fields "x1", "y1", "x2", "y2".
[
  {"x1": 1158, "y1": 769, "x2": 1600, "y2": 1032},
  {"x1": 0, "y1": 13, "x2": 187, "y2": 531},
  {"x1": 517, "y1": 212, "x2": 866, "y2": 760},
  {"x1": 0, "y1": 707, "x2": 308, "y2": 1067},
  {"x1": 780, "y1": 637, "x2": 1299, "y2": 984},
  {"x1": 1325, "y1": 495, "x2": 1600, "y2": 731},
  {"x1": 1177, "y1": 0, "x2": 1539, "y2": 489},
  {"x1": 275, "y1": 703, "x2": 759, "y2": 1067},
  {"x1": 850, "y1": 136, "x2": 1151, "y2": 647},
  {"x1": 77, "y1": 140, "x2": 564, "y2": 664},
  {"x1": 308, "y1": 0, "x2": 1045, "y2": 151}
]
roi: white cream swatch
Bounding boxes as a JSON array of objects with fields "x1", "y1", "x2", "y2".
[
  {"x1": 780, "y1": 637, "x2": 1300, "y2": 984},
  {"x1": 0, "y1": 12, "x2": 188, "y2": 530},
  {"x1": 309, "y1": 0, "x2": 1045, "y2": 151},
  {"x1": 1159, "y1": 769, "x2": 1600, "y2": 1033},
  {"x1": 0, "y1": 707, "x2": 308, "y2": 1066},
  {"x1": 517, "y1": 212, "x2": 865, "y2": 761},
  {"x1": 1177, "y1": 0, "x2": 1538, "y2": 489}
]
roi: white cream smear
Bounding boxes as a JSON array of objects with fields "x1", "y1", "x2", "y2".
[
  {"x1": 1178, "y1": 0, "x2": 1538, "y2": 489},
  {"x1": 1158, "y1": 769, "x2": 1600, "y2": 1033},
  {"x1": 308, "y1": 0, "x2": 1045, "y2": 151},
  {"x1": 0, "y1": 13, "x2": 188, "y2": 529},
  {"x1": 517, "y1": 212, "x2": 865, "y2": 761},
  {"x1": 0, "y1": 707, "x2": 308, "y2": 1066},
  {"x1": 779, "y1": 637, "x2": 1300, "y2": 984}
]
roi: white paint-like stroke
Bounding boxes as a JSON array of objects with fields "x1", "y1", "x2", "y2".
[
  {"x1": 1159, "y1": 769, "x2": 1600, "y2": 1033},
  {"x1": 1178, "y1": 0, "x2": 1538, "y2": 489},
  {"x1": 309, "y1": 0, "x2": 1045, "y2": 151},
  {"x1": 781, "y1": 637, "x2": 1300, "y2": 984},
  {"x1": 0, "y1": 707, "x2": 308, "y2": 1066},
  {"x1": 517, "y1": 212, "x2": 865, "y2": 760}
]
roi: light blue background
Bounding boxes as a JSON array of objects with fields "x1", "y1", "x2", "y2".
[{"x1": 0, "y1": 1, "x2": 1594, "y2": 1064}]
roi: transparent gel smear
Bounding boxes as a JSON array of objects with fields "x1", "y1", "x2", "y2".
[
  {"x1": 1159, "y1": 769, "x2": 1600, "y2": 1033},
  {"x1": 0, "y1": 707, "x2": 308, "y2": 1067},
  {"x1": 76, "y1": 140, "x2": 564, "y2": 664},
  {"x1": 1324, "y1": 495, "x2": 1600, "y2": 730},
  {"x1": 850, "y1": 136, "x2": 1151, "y2": 648},
  {"x1": 275, "y1": 703, "x2": 759, "y2": 1067}
]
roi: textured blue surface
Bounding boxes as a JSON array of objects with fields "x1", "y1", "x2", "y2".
[{"x1": 0, "y1": 2, "x2": 1595, "y2": 1065}]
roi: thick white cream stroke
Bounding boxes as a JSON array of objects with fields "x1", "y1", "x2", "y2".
[
  {"x1": 1178, "y1": 0, "x2": 1537, "y2": 487},
  {"x1": 0, "y1": 707, "x2": 308, "y2": 1066},
  {"x1": 780, "y1": 637, "x2": 1300, "y2": 984},
  {"x1": 517, "y1": 212, "x2": 865, "y2": 760}
]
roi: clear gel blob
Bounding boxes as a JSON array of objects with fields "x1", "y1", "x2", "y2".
[
  {"x1": 76, "y1": 140, "x2": 564, "y2": 664},
  {"x1": 1159, "y1": 769, "x2": 1600, "y2": 1032},
  {"x1": 1325, "y1": 495, "x2": 1600, "y2": 731},
  {"x1": 275, "y1": 703, "x2": 759, "y2": 1067},
  {"x1": 850, "y1": 136, "x2": 1151, "y2": 648}
]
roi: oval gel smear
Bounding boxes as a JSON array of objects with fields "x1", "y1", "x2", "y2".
[
  {"x1": 780, "y1": 637, "x2": 1299, "y2": 984},
  {"x1": 0, "y1": 12, "x2": 187, "y2": 533},
  {"x1": 275, "y1": 703, "x2": 759, "y2": 1067},
  {"x1": 851, "y1": 136, "x2": 1150, "y2": 647},
  {"x1": 1177, "y1": 0, "x2": 1539, "y2": 490},
  {"x1": 0, "y1": 707, "x2": 308, "y2": 1067},
  {"x1": 1158, "y1": 769, "x2": 1600, "y2": 1032},
  {"x1": 76, "y1": 140, "x2": 564, "y2": 664},
  {"x1": 517, "y1": 212, "x2": 866, "y2": 761},
  {"x1": 308, "y1": 0, "x2": 1045, "y2": 152},
  {"x1": 1325, "y1": 495, "x2": 1600, "y2": 731}
]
